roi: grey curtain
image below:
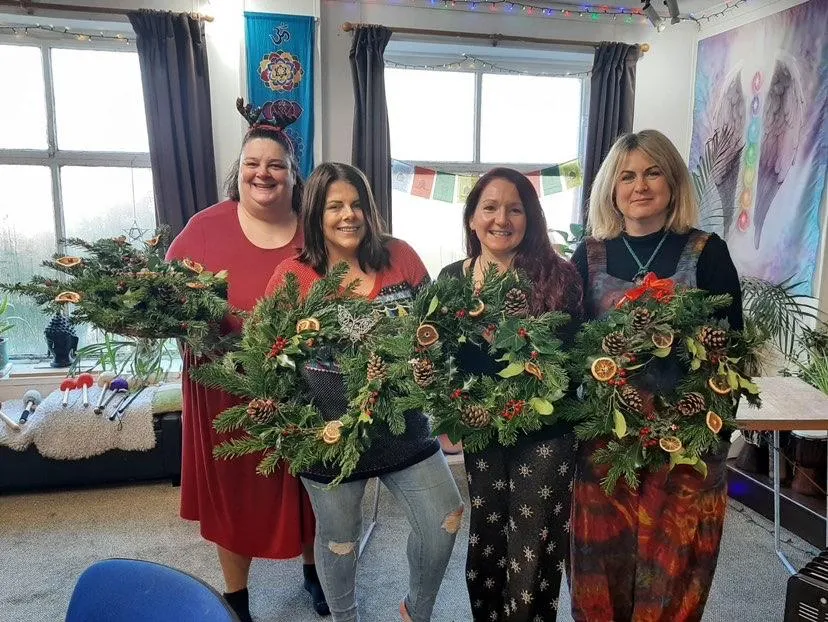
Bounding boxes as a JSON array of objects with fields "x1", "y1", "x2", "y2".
[
  {"x1": 128, "y1": 10, "x2": 218, "y2": 237},
  {"x1": 350, "y1": 25, "x2": 393, "y2": 230},
  {"x1": 581, "y1": 42, "x2": 641, "y2": 223}
]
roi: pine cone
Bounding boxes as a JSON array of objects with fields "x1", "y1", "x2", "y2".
[
  {"x1": 698, "y1": 326, "x2": 727, "y2": 350},
  {"x1": 461, "y1": 404, "x2": 491, "y2": 428},
  {"x1": 630, "y1": 307, "x2": 653, "y2": 330},
  {"x1": 411, "y1": 358, "x2": 436, "y2": 388},
  {"x1": 619, "y1": 384, "x2": 643, "y2": 412},
  {"x1": 676, "y1": 392, "x2": 706, "y2": 417},
  {"x1": 366, "y1": 352, "x2": 389, "y2": 382},
  {"x1": 504, "y1": 288, "x2": 529, "y2": 318},
  {"x1": 247, "y1": 398, "x2": 278, "y2": 424},
  {"x1": 602, "y1": 331, "x2": 628, "y2": 356}
]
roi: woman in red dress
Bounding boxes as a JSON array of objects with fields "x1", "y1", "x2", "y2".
[{"x1": 166, "y1": 106, "x2": 328, "y2": 620}]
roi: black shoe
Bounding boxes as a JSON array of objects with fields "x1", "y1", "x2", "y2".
[
  {"x1": 303, "y1": 564, "x2": 330, "y2": 616},
  {"x1": 223, "y1": 587, "x2": 254, "y2": 622}
]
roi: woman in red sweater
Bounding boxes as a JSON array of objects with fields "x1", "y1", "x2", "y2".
[
  {"x1": 166, "y1": 105, "x2": 327, "y2": 620},
  {"x1": 266, "y1": 162, "x2": 464, "y2": 622}
]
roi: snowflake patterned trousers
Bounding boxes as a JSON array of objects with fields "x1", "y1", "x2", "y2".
[
  {"x1": 464, "y1": 432, "x2": 576, "y2": 622},
  {"x1": 570, "y1": 440, "x2": 729, "y2": 622}
]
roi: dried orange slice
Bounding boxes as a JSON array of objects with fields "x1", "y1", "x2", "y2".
[
  {"x1": 186, "y1": 281, "x2": 207, "y2": 289},
  {"x1": 321, "y1": 420, "x2": 343, "y2": 445},
  {"x1": 659, "y1": 436, "x2": 683, "y2": 453},
  {"x1": 55, "y1": 291, "x2": 81, "y2": 304},
  {"x1": 182, "y1": 258, "x2": 204, "y2": 274},
  {"x1": 145, "y1": 236, "x2": 160, "y2": 247},
  {"x1": 468, "y1": 299, "x2": 486, "y2": 318},
  {"x1": 112, "y1": 235, "x2": 127, "y2": 245},
  {"x1": 591, "y1": 357, "x2": 618, "y2": 382},
  {"x1": 651, "y1": 331, "x2": 674, "y2": 348},
  {"x1": 296, "y1": 317, "x2": 321, "y2": 333},
  {"x1": 706, "y1": 410, "x2": 723, "y2": 434},
  {"x1": 708, "y1": 376, "x2": 731, "y2": 395},
  {"x1": 416, "y1": 323, "x2": 440, "y2": 347},
  {"x1": 524, "y1": 361, "x2": 544, "y2": 381},
  {"x1": 56, "y1": 256, "x2": 82, "y2": 268}
]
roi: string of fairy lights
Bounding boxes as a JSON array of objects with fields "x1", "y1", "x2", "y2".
[
  {"x1": 386, "y1": 53, "x2": 591, "y2": 77},
  {"x1": 332, "y1": 0, "x2": 752, "y2": 27},
  {"x1": 0, "y1": 0, "x2": 752, "y2": 41},
  {"x1": 0, "y1": 23, "x2": 132, "y2": 43}
]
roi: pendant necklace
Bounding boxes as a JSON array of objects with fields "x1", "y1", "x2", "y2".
[{"x1": 622, "y1": 230, "x2": 669, "y2": 283}]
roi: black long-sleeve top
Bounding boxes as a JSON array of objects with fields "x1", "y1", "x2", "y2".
[{"x1": 571, "y1": 229, "x2": 743, "y2": 329}]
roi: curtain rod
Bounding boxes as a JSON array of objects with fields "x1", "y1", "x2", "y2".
[
  {"x1": 341, "y1": 22, "x2": 649, "y2": 53},
  {"x1": 0, "y1": 0, "x2": 214, "y2": 22}
]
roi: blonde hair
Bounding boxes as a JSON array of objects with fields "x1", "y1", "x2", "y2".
[{"x1": 587, "y1": 129, "x2": 698, "y2": 240}]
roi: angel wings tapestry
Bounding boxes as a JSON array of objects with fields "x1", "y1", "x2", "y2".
[{"x1": 689, "y1": 0, "x2": 828, "y2": 295}]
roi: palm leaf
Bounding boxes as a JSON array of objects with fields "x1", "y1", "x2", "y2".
[
  {"x1": 693, "y1": 125, "x2": 737, "y2": 231},
  {"x1": 740, "y1": 275, "x2": 821, "y2": 358}
]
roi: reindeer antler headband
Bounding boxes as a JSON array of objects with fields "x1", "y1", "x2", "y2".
[{"x1": 236, "y1": 97, "x2": 303, "y2": 151}]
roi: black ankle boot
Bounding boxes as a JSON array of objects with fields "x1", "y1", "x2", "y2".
[
  {"x1": 303, "y1": 564, "x2": 330, "y2": 616},
  {"x1": 223, "y1": 587, "x2": 254, "y2": 622}
]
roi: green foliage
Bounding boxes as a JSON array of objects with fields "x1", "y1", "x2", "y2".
[
  {"x1": 0, "y1": 227, "x2": 230, "y2": 357},
  {"x1": 549, "y1": 223, "x2": 585, "y2": 260},
  {"x1": 568, "y1": 283, "x2": 764, "y2": 493},
  {"x1": 0, "y1": 295, "x2": 22, "y2": 337},
  {"x1": 191, "y1": 263, "x2": 398, "y2": 486},
  {"x1": 400, "y1": 267, "x2": 571, "y2": 452}
]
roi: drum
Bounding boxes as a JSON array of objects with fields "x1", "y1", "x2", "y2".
[{"x1": 789, "y1": 430, "x2": 827, "y2": 497}]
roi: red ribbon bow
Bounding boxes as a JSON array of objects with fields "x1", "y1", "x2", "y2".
[{"x1": 616, "y1": 272, "x2": 675, "y2": 308}]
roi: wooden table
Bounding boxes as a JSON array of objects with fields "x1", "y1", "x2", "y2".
[{"x1": 736, "y1": 375, "x2": 828, "y2": 574}]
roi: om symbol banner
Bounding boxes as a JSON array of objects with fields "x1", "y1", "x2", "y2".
[{"x1": 244, "y1": 12, "x2": 315, "y2": 178}]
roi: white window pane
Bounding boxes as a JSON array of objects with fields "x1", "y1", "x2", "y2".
[
  {"x1": 61, "y1": 167, "x2": 156, "y2": 241},
  {"x1": 0, "y1": 166, "x2": 57, "y2": 356},
  {"x1": 481, "y1": 75, "x2": 581, "y2": 165},
  {"x1": 391, "y1": 191, "x2": 466, "y2": 278},
  {"x1": 0, "y1": 45, "x2": 47, "y2": 149},
  {"x1": 541, "y1": 190, "x2": 580, "y2": 236},
  {"x1": 52, "y1": 49, "x2": 149, "y2": 152},
  {"x1": 386, "y1": 68, "x2": 475, "y2": 162}
]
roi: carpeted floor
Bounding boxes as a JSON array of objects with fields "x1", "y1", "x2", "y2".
[{"x1": 0, "y1": 462, "x2": 815, "y2": 621}]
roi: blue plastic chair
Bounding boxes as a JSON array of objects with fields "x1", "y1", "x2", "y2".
[{"x1": 65, "y1": 558, "x2": 240, "y2": 621}]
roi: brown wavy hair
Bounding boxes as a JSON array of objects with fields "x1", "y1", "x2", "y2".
[{"x1": 463, "y1": 167, "x2": 583, "y2": 317}]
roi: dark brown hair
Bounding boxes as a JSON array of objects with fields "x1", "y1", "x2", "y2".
[
  {"x1": 298, "y1": 162, "x2": 390, "y2": 273},
  {"x1": 223, "y1": 127, "x2": 304, "y2": 213},
  {"x1": 463, "y1": 167, "x2": 583, "y2": 316}
]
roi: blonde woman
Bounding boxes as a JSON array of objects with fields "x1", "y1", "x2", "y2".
[{"x1": 568, "y1": 130, "x2": 742, "y2": 622}]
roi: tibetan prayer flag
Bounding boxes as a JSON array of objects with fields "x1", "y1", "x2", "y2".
[
  {"x1": 526, "y1": 170, "x2": 541, "y2": 196},
  {"x1": 457, "y1": 176, "x2": 479, "y2": 203},
  {"x1": 411, "y1": 167, "x2": 436, "y2": 198},
  {"x1": 561, "y1": 159, "x2": 583, "y2": 189},
  {"x1": 392, "y1": 160, "x2": 415, "y2": 193},
  {"x1": 541, "y1": 165, "x2": 562, "y2": 196},
  {"x1": 432, "y1": 172, "x2": 457, "y2": 202}
]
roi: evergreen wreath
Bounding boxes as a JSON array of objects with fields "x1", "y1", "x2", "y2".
[
  {"x1": 387, "y1": 266, "x2": 571, "y2": 453},
  {"x1": 190, "y1": 263, "x2": 413, "y2": 486},
  {"x1": 2, "y1": 228, "x2": 229, "y2": 355},
  {"x1": 568, "y1": 273, "x2": 763, "y2": 493}
]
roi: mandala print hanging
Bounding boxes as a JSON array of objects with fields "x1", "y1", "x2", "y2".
[
  {"x1": 567, "y1": 273, "x2": 764, "y2": 493},
  {"x1": 259, "y1": 50, "x2": 304, "y2": 92}
]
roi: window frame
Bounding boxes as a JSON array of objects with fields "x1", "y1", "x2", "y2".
[
  {"x1": 0, "y1": 34, "x2": 152, "y2": 360},
  {"x1": 0, "y1": 36, "x2": 151, "y2": 255},
  {"x1": 385, "y1": 47, "x2": 591, "y2": 175}
]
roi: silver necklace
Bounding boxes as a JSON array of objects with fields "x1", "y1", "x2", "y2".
[{"x1": 622, "y1": 230, "x2": 669, "y2": 282}]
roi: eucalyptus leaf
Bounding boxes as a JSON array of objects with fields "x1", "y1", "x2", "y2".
[
  {"x1": 653, "y1": 347, "x2": 671, "y2": 358},
  {"x1": 426, "y1": 295, "x2": 439, "y2": 318},
  {"x1": 498, "y1": 362, "x2": 525, "y2": 378},
  {"x1": 613, "y1": 409, "x2": 628, "y2": 438},
  {"x1": 529, "y1": 397, "x2": 554, "y2": 415}
]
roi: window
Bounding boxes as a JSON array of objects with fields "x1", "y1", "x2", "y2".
[
  {"x1": 385, "y1": 45, "x2": 589, "y2": 277},
  {"x1": 0, "y1": 39, "x2": 155, "y2": 358}
]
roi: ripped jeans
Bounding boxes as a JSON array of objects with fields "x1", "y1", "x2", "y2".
[{"x1": 301, "y1": 450, "x2": 464, "y2": 622}]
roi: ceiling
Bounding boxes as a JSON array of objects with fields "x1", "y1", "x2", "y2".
[{"x1": 510, "y1": 0, "x2": 728, "y2": 17}]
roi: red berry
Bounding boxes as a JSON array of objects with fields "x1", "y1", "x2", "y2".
[
  {"x1": 456, "y1": 309, "x2": 467, "y2": 318},
  {"x1": 487, "y1": 324, "x2": 497, "y2": 331},
  {"x1": 530, "y1": 351, "x2": 539, "y2": 360},
  {"x1": 518, "y1": 328, "x2": 528, "y2": 338}
]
